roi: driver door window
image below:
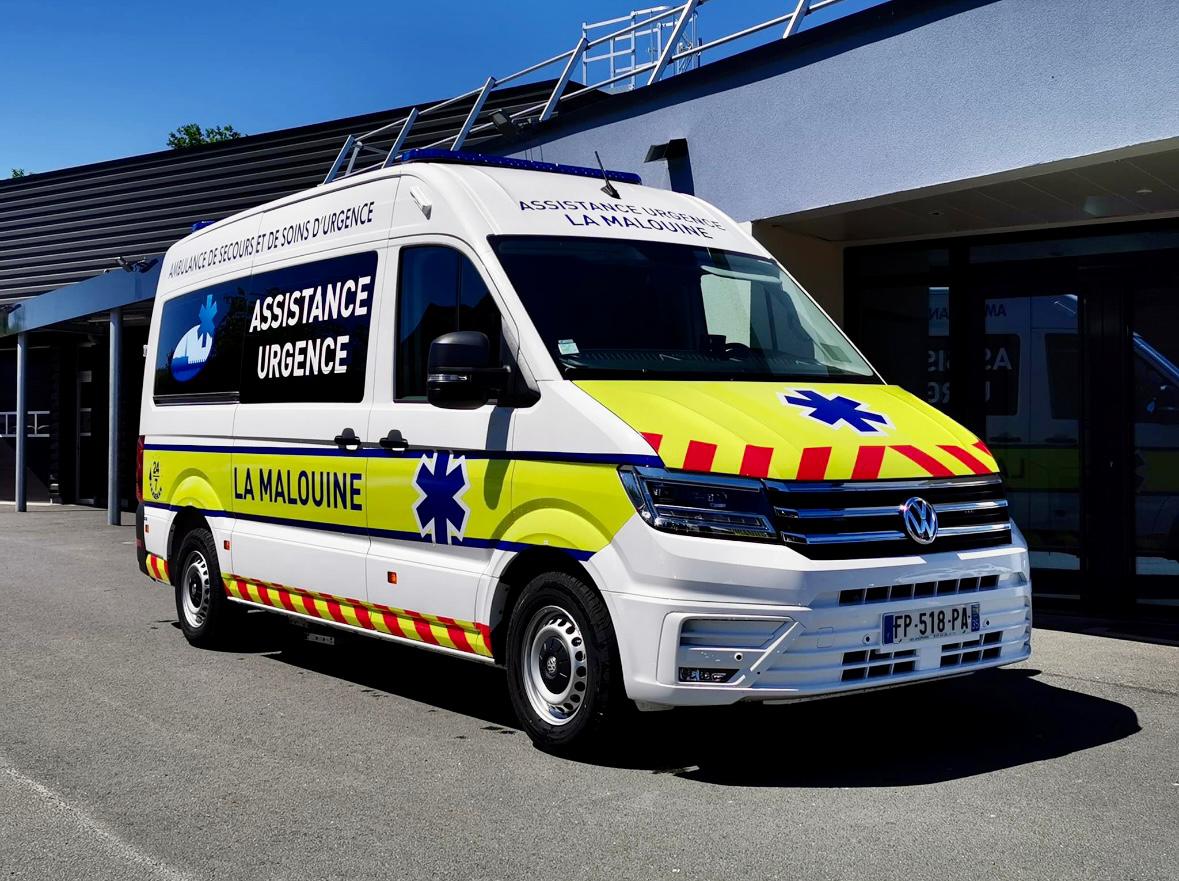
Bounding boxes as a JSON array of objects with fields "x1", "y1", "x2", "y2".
[{"x1": 396, "y1": 245, "x2": 502, "y2": 400}]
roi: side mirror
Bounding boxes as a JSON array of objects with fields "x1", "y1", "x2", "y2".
[{"x1": 427, "y1": 331, "x2": 502, "y2": 409}]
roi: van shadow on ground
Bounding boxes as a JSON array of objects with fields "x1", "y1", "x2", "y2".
[{"x1": 227, "y1": 612, "x2": 1141, "y2": 788}]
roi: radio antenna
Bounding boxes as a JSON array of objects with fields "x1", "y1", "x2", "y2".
[{"x1": 594, "y1": 151, "x2": 620, "y2": 199}]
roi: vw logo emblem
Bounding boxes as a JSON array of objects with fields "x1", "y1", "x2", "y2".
[{"x1": 901, "y1": 497, "x2": 939, "y2": 544}]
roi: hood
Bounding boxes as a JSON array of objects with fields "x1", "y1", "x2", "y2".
[{"x1": 575, "y1": 381, "x2": 998, "y2": 481}]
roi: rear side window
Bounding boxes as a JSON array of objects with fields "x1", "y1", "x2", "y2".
[
  {"x1": 240, "y1": 251, "x2": 377, "y2": 404},
  {"x1": 154, "y1": 280, "x2": 251, "y2": 402},
  {"x1": 396, "y1": 246, "x2": 501, "y2": 400},
  {"x1": 153, "y1": 250, "x2": 378, "y2": 404}
]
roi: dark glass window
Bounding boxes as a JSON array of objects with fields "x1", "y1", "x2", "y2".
[
  {"x1": 1045, "y1": 333, "x2": 1079, "y2": 420},
  {"x1": 153, "y1": 250, "x2": 378, "y2": 404},
  {"x1": 396, "y1": 246, "x2": 502, "y2": 399},
  {"x1": 239, "y1": 251, "x2": 377, "y2": 404},
  {"x1": 153, "y1": 280, "x2": 251, "y2": 402}
]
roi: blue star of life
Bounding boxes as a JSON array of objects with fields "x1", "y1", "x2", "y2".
[
  {"x1": 197, "y1": 294, "x2": 218, "y2": 343},
  {"x1": 780, "y1": 389, "x2": 890, "y2": 434},
  {"x1": 413, "y1": 451, "x2": 470, "y2": 544}
]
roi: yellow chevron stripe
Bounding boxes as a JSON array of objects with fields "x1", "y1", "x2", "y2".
[
  {"x1": 429, "y1": 622, "x2": 457, "y2": 650},
  {"x1": 339, "y1": 604, "x2": 363, "y2": 628}
]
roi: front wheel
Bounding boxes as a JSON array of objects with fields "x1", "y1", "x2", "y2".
[{"x1": 506, "y1": 571, "x2": 627, "y2": 751}]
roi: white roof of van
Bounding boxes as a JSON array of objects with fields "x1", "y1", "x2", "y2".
[{"x1": 156, "y1": 158, "x2": 764, "y2": 298}]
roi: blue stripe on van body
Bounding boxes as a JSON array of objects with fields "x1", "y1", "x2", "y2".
[
  {"x1": 144, "y1": 442, "x2": 661, "y2": 467},
  {"x1": 142, "y1": 500, "x2": 597, "y2": 561}
]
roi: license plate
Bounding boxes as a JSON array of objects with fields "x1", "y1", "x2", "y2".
[{"x1": 882, "y1": 603, "x2": 980, "y2": 645}]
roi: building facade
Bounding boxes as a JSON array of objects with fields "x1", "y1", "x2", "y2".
[{"x1": 3, "y1": 0, "x2": 1176, "y2": 614}]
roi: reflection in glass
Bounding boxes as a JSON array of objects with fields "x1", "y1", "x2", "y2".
[
  {"x1": 983, "y1": 295, "x2": 1082, "y2": 577},
  {"x1": 1131, "y1": 288, "x2": 1179, "y2": 602}
]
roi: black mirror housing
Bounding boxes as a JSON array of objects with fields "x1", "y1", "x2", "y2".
[{"x1": 427, "y1": 331, "x2": 495, "y2": 409}]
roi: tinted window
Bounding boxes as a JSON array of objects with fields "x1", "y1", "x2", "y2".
[
  {"x1": 396, "y1": 246, "x2": 501, "y2": 399},
  {"x1": 240, "y1": 251, "x2": 377, "y2": 404},
  {"x1": 153, "y1": 251, "x2": 378, "y2": 404},
  {"x1": 154, "y1": 280, "x2": 251, "y2": 401}
]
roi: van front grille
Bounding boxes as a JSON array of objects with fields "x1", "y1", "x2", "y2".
[
  {"x1": 841, "y1": 647, "x2": 917, "y2": 681},
  {"x1": 941, "y1": 630, "x2": 1004, "y2": 666},
  {"x1": 839, "y1": 573, "x2": 1001, "y2": 606},
  {"x1": 767, "y1": 475, "x2": 1011, "y2": 560}
]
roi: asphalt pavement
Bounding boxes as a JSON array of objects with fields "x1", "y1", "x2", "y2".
[{"x1": 0, "y1": 505, "x2": 1175, "y2": 880}]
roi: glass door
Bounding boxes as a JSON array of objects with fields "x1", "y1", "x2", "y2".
[
  {"x1": 1129, "y1": 269, "x2": 1179, "y2": 608},
  {"x1": 978, "y1": 287, "x2": 1084, "y2": 596}
]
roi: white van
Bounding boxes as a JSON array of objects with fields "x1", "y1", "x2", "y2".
[{"x1": 137, "y1": 150, "x2": 1031, "y2": 749}]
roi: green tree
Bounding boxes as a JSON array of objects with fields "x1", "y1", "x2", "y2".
[
  {"x1": 10, "y1": 168, "x2": 27, "y2": 178},
  {"x1": 167, "y1": 124, "x2": 243, "y2": 149}
]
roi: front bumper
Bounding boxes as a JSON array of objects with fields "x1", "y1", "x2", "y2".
[{"x1": 589, "y1": 517, "x2": 1033, "y2": 707}]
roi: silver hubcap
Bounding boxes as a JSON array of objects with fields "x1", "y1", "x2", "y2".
[
  {"x1": 180, "y1": 551, "x2": 211, "y2": 629},
  {"x1": 522, "y1": 605, "x2": 589, "y2": 726}
]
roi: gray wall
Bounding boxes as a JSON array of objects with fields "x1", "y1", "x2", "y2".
[
  {"x1": 0, "y1": 82, "x2": 558, "y2": 302},
  {"x1": 508, "y1": 0, "x2": 1179, "y2": 222}
]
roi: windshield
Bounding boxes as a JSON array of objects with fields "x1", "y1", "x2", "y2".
[{"x1": 490, "y1": 236, "x2": 878, "y2": 382}]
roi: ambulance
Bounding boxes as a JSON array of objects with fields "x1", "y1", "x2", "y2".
[{"x1": 137, "y1": 150, "x2": 1031, "y2": 750}]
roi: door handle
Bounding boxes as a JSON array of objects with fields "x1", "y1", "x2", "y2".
[
  {"x1": 379, "y1": 429, "x2": 410, "y2": 451},
  {"x1": 333, "y1": 428, "x2": 362, "y2": 452}
]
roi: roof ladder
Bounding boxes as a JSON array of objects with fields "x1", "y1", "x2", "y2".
[{"x1": 321, "y1": 0, "x2": 852, "y2": 186}]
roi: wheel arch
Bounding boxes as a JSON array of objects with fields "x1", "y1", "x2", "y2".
[
  {"x1": 486, "y1": 548, "x2": 604, "y2": 665},
  {"x1": 167, "y1": 506, "x2": 213, "y2": 582}
]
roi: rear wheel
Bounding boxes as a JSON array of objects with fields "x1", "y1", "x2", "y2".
[
  {"x1": 174, "y1": 527, "x2": 238, "y2": 647},
  {"x1": 506, "y1": 570, "x2": 627, "y2": 751}
]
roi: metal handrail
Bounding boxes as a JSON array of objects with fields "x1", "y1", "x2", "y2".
[{"x1": 322, "y1": 0, "x2": 852, "y2": 185}]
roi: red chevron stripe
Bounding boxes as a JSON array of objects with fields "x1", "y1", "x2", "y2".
[
  {"x1": 739, "y1": 445, "x2": 774, "y2": 478},
  {"x1": 852, "y1": 446, "x2": 886, "y2": 480},
  {"x1": 891, "y1": 445, "x2": 953, "y2": 477},
  {"x1": 476, "y1": 622, "x2": 492, "y2": 650},
  {"x1": 299, "y1": 594, "x2": 320, "y2": 618},
  {"x1": 640, "y1": 432, "x2": 663, "y2": 453},
  {"x1": 938, "y1": 444, "x2": 992, "y2": 475},
  {"x1": 974, "y1": 440, "x2": 993, "y2": 457},
  {"x1": 797, "y1": 447, "x2": 832, "y2": 480},
  {"x1": 381, "y1": 611, "x2": 407, "y2": 639},
  {"x1": 682, "y1": 440, "x2": 717, "y2": 472},
  {"x1": 404, "y1": 610, "x2": 439, "y2": 645},
  {"x1": 438, "y1": 616, "x2": 474, "y2": 653},
  {"x1": 324, "y1": 599, "x2": 349, "y2": 625}
]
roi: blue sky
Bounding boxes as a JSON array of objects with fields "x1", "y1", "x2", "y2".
[{"x1": 0, "y1": 0, "x2": 882, "y2": 175}]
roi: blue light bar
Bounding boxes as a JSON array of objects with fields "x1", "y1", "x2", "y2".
[{"x1": 394, "y1": 148, "x2": 642, "y2": 185}]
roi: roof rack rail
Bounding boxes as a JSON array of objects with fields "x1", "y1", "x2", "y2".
[
  {"x1": 392, "y1": 148, "x2": 643, "y2": 184},
  {"x1": 322, "y1": 0, "x2": 861, "y2": 186}
]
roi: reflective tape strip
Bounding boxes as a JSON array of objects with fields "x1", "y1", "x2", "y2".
[
  {"x1": 890, "y1": 445, "x2": 954, "y2": 477},
  {"x1": 220, "y1": 574, "x2": 493, "y2": 657},
  {"x1": 682, "y1": 440, "x2": 717, "y2": 472},
  {"x1": 145, "y1": 553, "x2": 170, "y2": 585},
  {"x1": 739, "y1": 444, "x2": 774, "y2": 478},
  {"x1": 852, "y1": 445, "x2": 886, "y2": 480},
  {"x1": 938, "y1": 444, "x2": 992, "y2": 475},
  {"x1": 797, "y1": 447, "x2": 832, "y2": 480}
]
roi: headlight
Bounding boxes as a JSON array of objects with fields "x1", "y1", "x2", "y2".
[{"x1": 618, "y1": 467, "x2": 778, "y2": 542}]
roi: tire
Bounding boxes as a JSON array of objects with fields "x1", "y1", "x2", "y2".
[
  {"x1": 505, "y1": 570, "x2": 628, "y2": 751},
  {"x1": 173, "y1": 527, "x2": 239, "y2": 648}
]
